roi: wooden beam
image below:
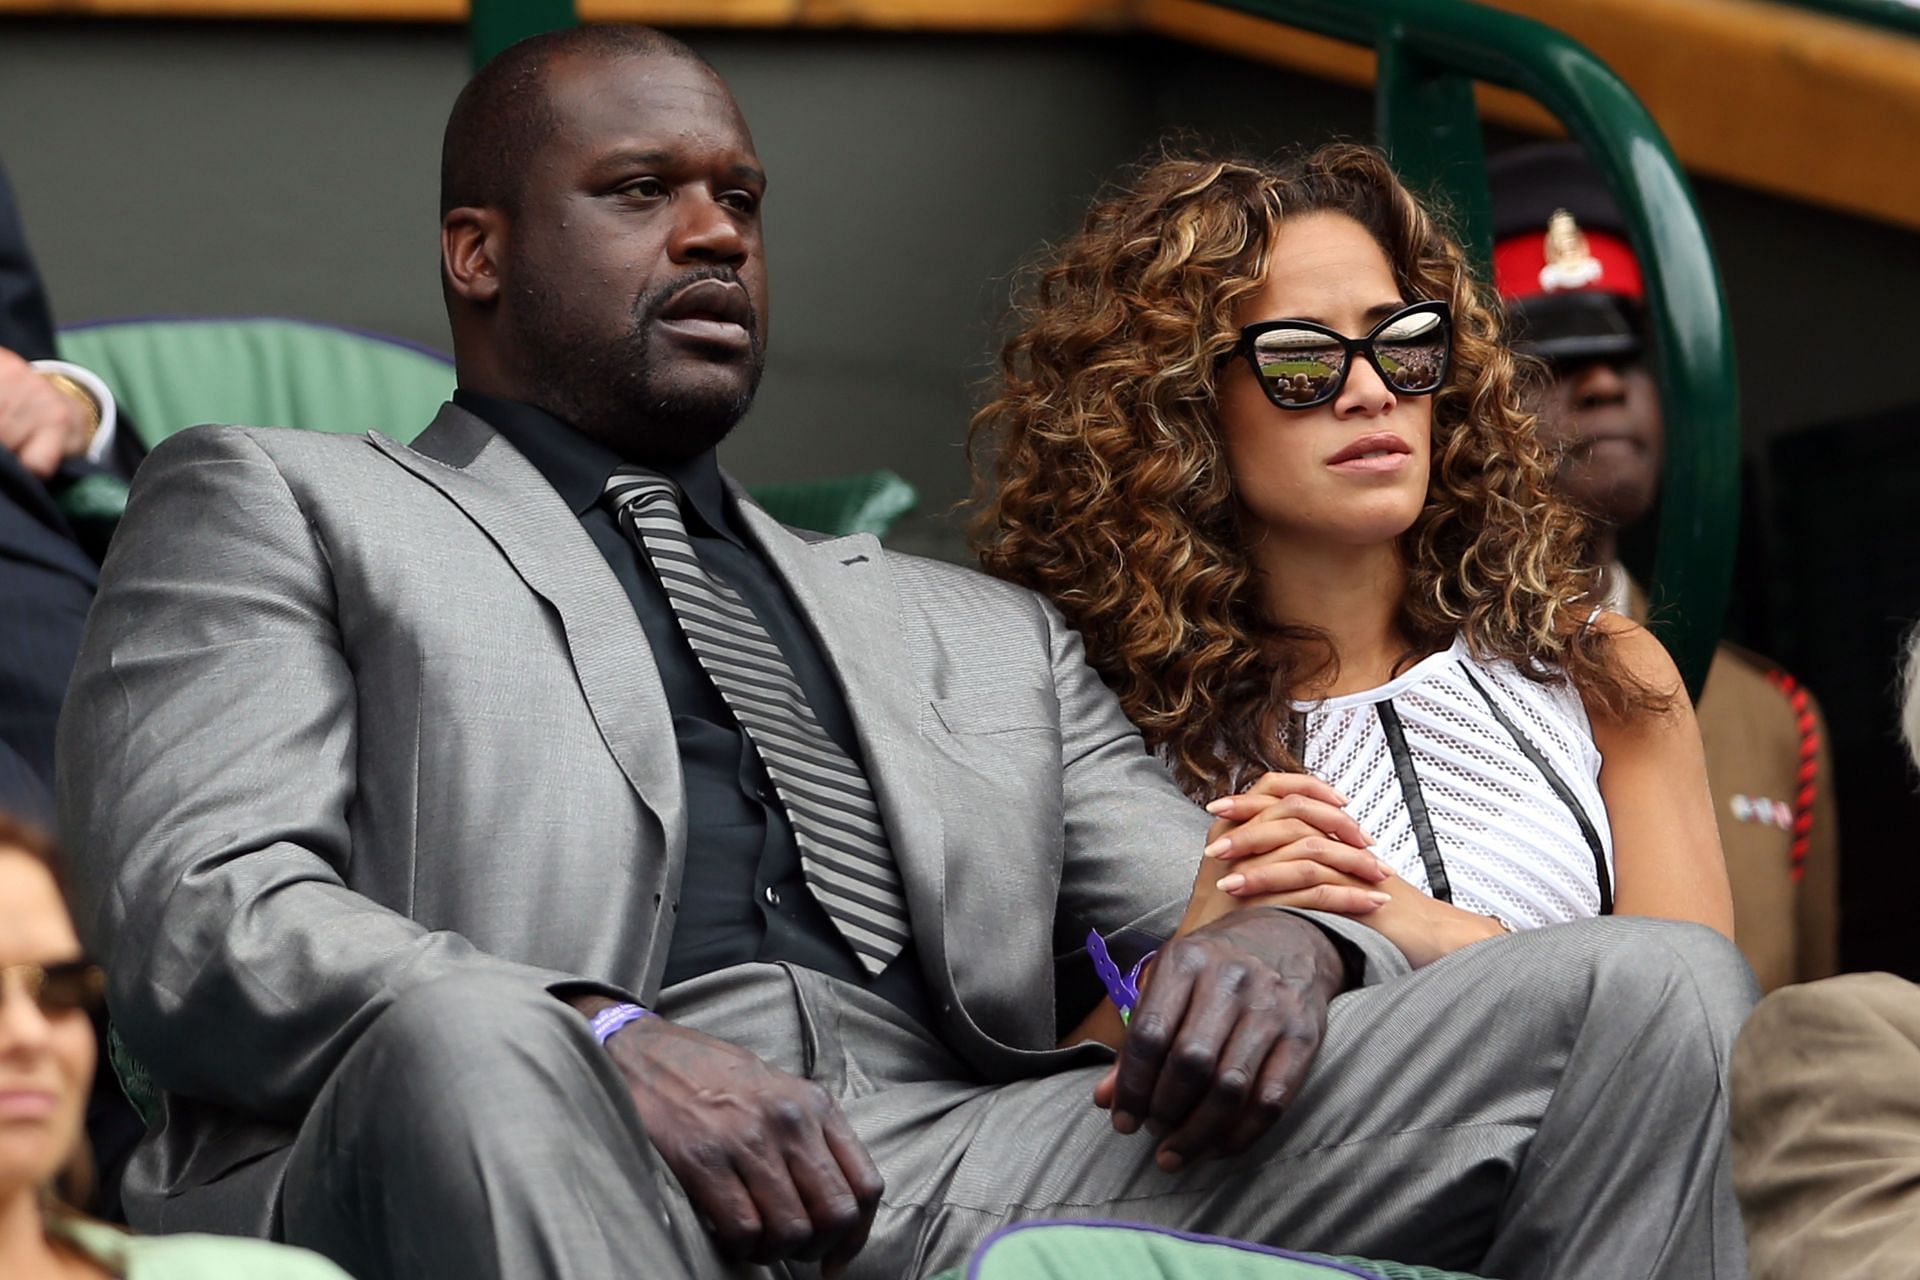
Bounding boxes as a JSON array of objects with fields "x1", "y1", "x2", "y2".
[
  {"x1": 1139, "y1": 0, "x2": 1920, "y2": 232},
  {"x1": 0, "y1": 0, "x2": 462, "y2": 17},
  {"x1": 571, "y1": 0, "x2": 1130, "y2": 26}
]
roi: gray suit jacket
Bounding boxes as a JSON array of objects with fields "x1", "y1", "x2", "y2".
[{"x1": 57, "y1": 404, "x2": 1407, "y2": 1233}]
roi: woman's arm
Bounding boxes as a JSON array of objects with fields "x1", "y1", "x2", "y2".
[
  {"x1": 1583, "y1": 614, "x2": 1736, "y2": 938},
  {"x1": 1056, "y1": 772, "x2": 1380, "y2": 1050},
  {"x1": 1188, "y1": 775, "x2": 1503, "y2": 970}
]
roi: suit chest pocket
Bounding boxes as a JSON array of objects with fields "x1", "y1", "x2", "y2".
[{"x1": 924, "y1": 685, "x2": 1059, "y2": 736}]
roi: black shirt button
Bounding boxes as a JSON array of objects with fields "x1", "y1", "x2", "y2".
[{"x1": 764, "y1": 885, "x2": 782, "y2": 907}]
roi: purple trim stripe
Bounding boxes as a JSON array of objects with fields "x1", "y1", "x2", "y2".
[{"x1": 963, "y1": 1218, "x2": 1392, "y2": 1280}]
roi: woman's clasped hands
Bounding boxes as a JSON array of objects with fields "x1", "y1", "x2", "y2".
[{"x1": 1185, "y1": 771, "x2": 1506, "y2": 968}]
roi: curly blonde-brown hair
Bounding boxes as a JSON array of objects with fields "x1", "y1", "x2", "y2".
[{"x1": 970, "y1": 142, "x2": 1665, "y2": 801}]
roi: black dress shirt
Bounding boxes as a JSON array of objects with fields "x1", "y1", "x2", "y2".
[{"x1": 455, "y1": 391, "x2": 933, "y2": 1026}]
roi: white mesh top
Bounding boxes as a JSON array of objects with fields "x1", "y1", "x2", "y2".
[{"x1": 1288, "y1": 634, "x2": 1615, "y2": 929}]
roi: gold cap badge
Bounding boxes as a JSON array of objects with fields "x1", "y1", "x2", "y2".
[{"x1": 1538, "y1": 209, "x2": 1605, "y2": 292}]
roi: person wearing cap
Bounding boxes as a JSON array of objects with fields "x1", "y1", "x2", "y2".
[{"x1": 1488, "y1": 141, "x2": 1838, "y2": 993}]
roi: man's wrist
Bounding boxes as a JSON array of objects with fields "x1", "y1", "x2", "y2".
[
  {"x1": 561, "y1": 990, "x2": 660, "y2": 1043},
  {"x1": 31, "y1": 359, "x2": 116, "y2": 459},
  {"x1": 41, "y1": 371, "x2": 98, "y2": 433},
  {"x1": 588, "y1": 1001, "x2": 656, "y2": 1045},
  {"x1": 1206, "y1": 905, "x2": 1351, "y2": 1000}
]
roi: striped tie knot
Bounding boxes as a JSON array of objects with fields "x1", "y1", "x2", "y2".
[
  {"x1": 600, "y1": 463, "x2": 911, "y2": 977},
  {"x1": 602, "y1": 469, "x2": 679, "y2": 519}
]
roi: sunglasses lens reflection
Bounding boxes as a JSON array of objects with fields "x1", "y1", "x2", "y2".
[
  {"x1": 1253, "y1": 328, "x2": 1348, "y2": 405},
  {"x1": 1374, "y1": 309, "x2": 1447, "y2": 393}
]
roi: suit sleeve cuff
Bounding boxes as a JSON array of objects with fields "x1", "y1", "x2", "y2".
[
  {"x1": 32, "y1": 358, "x2": 118, "y2": 464},
  {"x1": 1278, "y1": 907, "x2": 1413, "y2": 991}
]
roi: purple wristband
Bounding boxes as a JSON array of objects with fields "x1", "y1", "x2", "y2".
[
  {"x1": 589, "y1": 1001, "x2": 656, "y2": 1045},
  {"x1": 1086, "y1": 929, "x2": 1157, "y2": 1026}
]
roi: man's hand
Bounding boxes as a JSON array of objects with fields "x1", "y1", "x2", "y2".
[
  {"x1": 590, "y1": 1008, "x2": 884, "y2": 1276},
  {"x1": 1092, "y1": 906, "x2": 1344, "y2": 1173},
  {"x1": 0, "y1": 347, "x2": 91, "y2": 478}
]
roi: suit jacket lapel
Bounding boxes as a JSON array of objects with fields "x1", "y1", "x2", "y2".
[
  {"x1": 368, "y1": 404, "x2": 686, "y2": 852},
  {"x1": 728, "y1": 483, "x2": 949, "y2": 967}
]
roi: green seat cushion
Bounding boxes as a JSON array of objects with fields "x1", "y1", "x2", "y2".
[
  {"x1": 57, "y1": 316, "x2": 455, "y2": 447},
  {"x1": 747, "y1": 469, "x2": 918, "y2": 537},
  {"x1": 930, "y1": 1221, "x2": 1490, "y2": 1280},
  {"x1": 56, "y1": 317, "x2": 918, "y2": 538},
  {"x1": 52, "y1": 1218, "x2": 352, "y2": 1278}
]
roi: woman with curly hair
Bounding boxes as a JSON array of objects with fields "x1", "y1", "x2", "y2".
[{"x1": 972, "y1": 143, "x2": 1733, "y2": 974}]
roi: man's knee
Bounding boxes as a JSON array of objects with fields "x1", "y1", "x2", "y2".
[
  {"x1": 1506, "y1": 918, "x2": 1756, "y2": 1048},
  {"x1": 1582, "y1": 918, "x2": 1758, "y2": 1046},
  {"x1": 1736, "y1": 972, "x2": 1920, "y2": 1083},
  {"x1": 345, "y1": 967, "x2": 592, "y2": 1100},
  {"x1": 1747, "y1": 971, "x2": 1919, "y2": 1036},
  {"x1": 295, "y1": 968, "x2": 618, "y2": 1194}
]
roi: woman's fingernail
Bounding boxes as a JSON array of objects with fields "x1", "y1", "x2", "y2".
[
  {"x1": 1204, "y1": 798, "x2": 1232, "y2": 814},
  {"x1": 1112, "y1": 1110, "x2": 1138, "y2": 1134},
  {"x1": 1203, "y1": 838, "x2": 1230, "y2": 858},
  {"x1": 1217, "y1": 874, "x2": 1247, "y2": 893},
  {"x1": 1334, "y1": 791, "x2": 1351, "y2": 805},
  {"x1": 1367, "y1": 891, "x2": 1392, "y2": 905},
  {"x1": 1372, "y1": 857, "x2": 1390, "y2": 878},
  {"x1": 1157, "y1": 1150, "x2": 1185, "y2": 1173}
]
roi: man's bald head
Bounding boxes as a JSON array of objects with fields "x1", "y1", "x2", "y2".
[
  {"x1": 440, "y1": 25, "x2": 713, "y2": 218},
  {"x1": 437, "y1": 27, "x2": 766, "y2": 461}
]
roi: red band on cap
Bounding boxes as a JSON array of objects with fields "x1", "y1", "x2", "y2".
[{"x1": 1494, "y1": 228, "x2": 1644, "y2": 304}]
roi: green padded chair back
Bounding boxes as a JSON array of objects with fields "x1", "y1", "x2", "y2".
[
  {"x1": 57, "y1": 316, "x2": 455, "y2": 447},
  {"x1": 747, "y1": 471, "x2": 918, "y2": 539},
  {"x1": 932, "y1": 1221, "x2": 1490, "y2": 1280},
  {"x1": 55, "y1": 316, "x2": 919, "y2": 538}
]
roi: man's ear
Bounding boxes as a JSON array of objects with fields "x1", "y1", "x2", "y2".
[{"x1": 442, "y1": 207, "x2": 505, "y2": 304}]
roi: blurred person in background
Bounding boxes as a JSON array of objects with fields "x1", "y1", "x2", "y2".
[
  {"x1": 0, "y1": 815, "x2": 347, "y2": 1278},
  {"x1": 0, "y1": 160, "x2": 142, "y2": 823},
  {"x1": 1730, "y1": 626, "x2": 1920, "y2": 1277},
  {"x1": 1488, "y1": 142, "x2": 1837, "y2": 993}
]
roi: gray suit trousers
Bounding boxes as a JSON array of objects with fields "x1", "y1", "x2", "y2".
[{"x1": 279, "y1": 917, "x2": 1753, "y2": 1280}]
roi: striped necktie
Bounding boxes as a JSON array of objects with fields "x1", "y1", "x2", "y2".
[{"x1": 602, "y1": 468, "x2": 911, "y2": 976}]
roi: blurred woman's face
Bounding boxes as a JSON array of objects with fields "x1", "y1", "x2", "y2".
[
  {"x1": 0, "y1": 848, "x2": 94, "y2": 1198},
  {"x1": 1218, "y1": 211, "x2": 1434, "y2": 554}
]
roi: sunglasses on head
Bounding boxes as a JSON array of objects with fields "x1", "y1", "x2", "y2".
[
  {"x1": 1233, "y1": 300, "x2": 1453, "y2": 411},
  {"x1": 1, "y1": 960, "x2": 105, "y2": 1016}
]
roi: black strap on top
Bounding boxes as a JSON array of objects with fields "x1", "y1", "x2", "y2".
[
  {"x1": 1374, "y1": 701, "x2": 1453, "y2": 903},
  {"x1": 1285, "y1": 710, "x2": 1309, "y2": 762},
  {"x1": 1457, "y1": 663, "x2": 1614, "y2": 915}
]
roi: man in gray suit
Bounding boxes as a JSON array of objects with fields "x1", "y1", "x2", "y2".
[{"x1": 58, "y1": 25, "x2": 1754, "y2": 1280}]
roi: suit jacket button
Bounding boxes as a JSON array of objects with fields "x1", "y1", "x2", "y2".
[{"x1": 764, "y1": 885, "x2": 782, "y2": 907}]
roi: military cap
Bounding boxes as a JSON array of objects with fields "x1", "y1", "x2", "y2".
[{"x1": 1487, "y1": 141, "x2": 1645, "y2": 362}]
